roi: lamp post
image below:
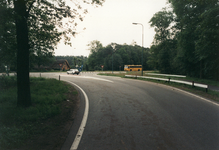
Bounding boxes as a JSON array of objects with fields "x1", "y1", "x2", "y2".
[{"x1": 132, "y1": 22, "x2": 144, "y2": 76}]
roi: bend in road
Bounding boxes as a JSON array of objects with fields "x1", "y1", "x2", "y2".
[{"x1": 32, "y1": 73, "x2": 219, "y2": 150}]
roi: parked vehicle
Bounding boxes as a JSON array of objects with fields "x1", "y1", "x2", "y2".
[{"x1": 67, "y1": 69, "x2": 80, "y2": 75}]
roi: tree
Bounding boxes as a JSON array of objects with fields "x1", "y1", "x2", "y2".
[
  {"x1": 168, "y1": 0, "x2": 219, "y2": 79},
  {"x1": 87, "y1": 41, "x2": 150, "y2": 71},
  {"x1": 14, "y1": 0, "x2": 31, "y2": 107},
  {"x1": 110, "y1": 53, "x2": 123, "y2": 71},
  {"x1": 0, "y1": 1, "x2": 17, "y2": 71},
  {"x1": 12, "y1": 0, "x2": 105, "y2": 107},
  {"x1": 148, "y1": 0, "x2": 219, "y2": 79},
  {"x1": 87, "y1": 40, "x2": 104, "y2": 70},
  {"x1": 87, "y1": 40, "x2": 103, "y2": 53},
  {"x1": 149, "y1": 9, "x2": 177, "y2": 73},
  {"x1": 149, "y1": 8, "x2": 174, "y2": 44},
  {"x1": 195, "y1": 3, "x2": 219, "y2": 79}
]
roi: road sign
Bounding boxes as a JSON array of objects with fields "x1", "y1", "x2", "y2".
[
  {"x1": 59, "y1": 64, "x2": 62, "y2": 67},
  {"x1": 101, "y1": 65, "x2": 104, "y2": 68}
]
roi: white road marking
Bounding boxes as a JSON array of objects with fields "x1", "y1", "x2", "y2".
[
  {"x1": 172, "y1": 88, "x2": 219, "y2": 107},
  {"x1": 132, "y1": 78, "x2": 219, "y2": 107},
  {"x1": 62, "y1": 80, "x2": 89, "y2": 150},
  {"x1": 61, "y1": 75, "x2": 113, "y2": 83},
  {"x1": 85, "y1": 76, "x2": 113, "y2": 83}
]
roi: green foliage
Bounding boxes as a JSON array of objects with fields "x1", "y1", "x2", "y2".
[
  {"x1": 148, "y1": 9, "x2": 177, "y2": 74},
  {"x1": 148, "y1": 0, "x2": 219, "y2": 80},
  {"x1": 194, "y1": 4, "x2": 219, "y2": 80},
  {"x1": 87, "y1": 41, "x2": 151, "y2": 71},
  {"x1": 149, "y1": 8, "x2": 174, "y2": 43},
  {"x1": 0, "y1": 76, "x2": 17, "y2": 89},
  {"x1": 0, "y1": 1, "x2": 17, "y2": 70},
  {"x1": 0, "y1": 77, "x2": 70, "y2": 149},
  {"x1": 1, "y1": 0, "x2": 105, "y2": 107},
  {"x1": 0, "y1": 0, "x2": 105, "y2": 70}
]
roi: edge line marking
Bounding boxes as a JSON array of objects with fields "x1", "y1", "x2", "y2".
[
  {"x1": 127, "y1": 78, "x2": 219, "y2": 107},
  {"x1": 63, "y1": 80, "x2": 89, "y2": 150},
  {"x1": 61, "y1": 75, "x2": 113, "y2": 83}
]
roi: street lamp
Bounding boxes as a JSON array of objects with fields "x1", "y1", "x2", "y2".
[{"x1": 132, "y1": 22, "x2": 144, "y2": 76}]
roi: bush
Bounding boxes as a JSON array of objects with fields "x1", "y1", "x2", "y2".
[{"x1": 0, "y1": 76, "x2": 17, "y2": 89}]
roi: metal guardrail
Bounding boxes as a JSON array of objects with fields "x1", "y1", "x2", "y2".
[
  {"x1": 125, "y1": 75, "x2": 208, "y2": 92},
  {"x1": 146, "y1": 73, "x2": 186, "y2": 78}
]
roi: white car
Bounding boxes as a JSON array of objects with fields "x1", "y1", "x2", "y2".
[{"x1": 67, "y1": 69, "x2": 80, "y2": 75}]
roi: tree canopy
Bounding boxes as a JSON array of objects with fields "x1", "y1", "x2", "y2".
[
  {"x1": 0, "y1": 0, "x2": 105, "y2": 107},
  {"x1": 148, "y1": 0, "x2": 219, "y2": 80},
  {"x1": 87, "y1": 41, "x2": 150, "y2": 71}
]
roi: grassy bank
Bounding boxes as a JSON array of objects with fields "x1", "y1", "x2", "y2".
[
  {"x1": 0, "y1": 76, "x2": 78, "y2": 149},
  {"x1": 98, "y1": 72, "x2": 219, "y2": 102}
]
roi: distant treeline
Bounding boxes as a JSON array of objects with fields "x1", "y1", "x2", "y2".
[{"x1": 86, "y1": 41, "x2": 151, "y2": 71}]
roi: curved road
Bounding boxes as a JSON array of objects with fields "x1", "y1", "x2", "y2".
[{"x1": 34, "y1": 72, "x2": 219, "y2": 150}]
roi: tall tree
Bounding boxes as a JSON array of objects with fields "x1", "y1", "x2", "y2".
[
  {"x1": 14, "y1": 0, "x2": 31, "y2": 107},
  {"x1": 149, "y1": 9, "x2": 176, "y2": 73},
  {"x1": 195, "y1": 2, "x2": 219, "y2": 79},
  {"x1": 149, "y1": 8, "x2": 174, "y2": 44},
  {"x1": 169, "y1": 0, "x2": 219, "y2": 79},
  {"x1": 12, "y1": 0, "x2": 105, "y2": 107}
]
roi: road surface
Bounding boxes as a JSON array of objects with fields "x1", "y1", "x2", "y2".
[{"x1": 31, "y1": 72, "x2": 219, "y2": 150}]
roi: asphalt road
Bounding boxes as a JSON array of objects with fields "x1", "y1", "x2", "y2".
[{"x1": 32, "y1": 72, "x2": 219, "y2": 150}]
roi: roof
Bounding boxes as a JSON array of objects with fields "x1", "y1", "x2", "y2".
[{"x1": 51, "y1": 59, "x2": 71, "y2": 69}]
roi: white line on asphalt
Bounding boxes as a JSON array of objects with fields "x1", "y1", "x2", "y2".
[
  {"x1": 61, "y1": 75, "x2": 113, "y2": 83},
  {"x1": 62, "y1": 80, "x2": 89, "y2": 150},
  {"x1": 172, "y1": 88, "x2": 219, "y2": 107},
  {"x1": 84, "y1": 76, "x2": 113, "y2": 83}
]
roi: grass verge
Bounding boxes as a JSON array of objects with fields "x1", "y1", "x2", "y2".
[
  {"x1": 0, "y1": 76, "x2": 78, "y2": 150},
  {"x1": 98, "y1": 72, "x2": 219, "y2": 102}
]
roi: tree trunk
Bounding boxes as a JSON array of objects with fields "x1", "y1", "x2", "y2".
[{"x1": 14, "y1": 0, "x2": 31, "y2": 107}]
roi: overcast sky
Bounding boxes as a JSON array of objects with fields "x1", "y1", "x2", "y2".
[{"x1": 54, "y1": 0, "x2": 170, "y2": 57}]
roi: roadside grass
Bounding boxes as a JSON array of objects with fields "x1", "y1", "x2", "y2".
[
  {"x1": 0, "y1": 76, "x2": 75, "y2": 149},
  {"x1": 98, "y1": 72, "x2": 219, "y2": 102}
]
